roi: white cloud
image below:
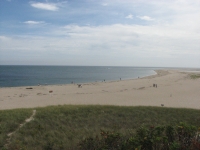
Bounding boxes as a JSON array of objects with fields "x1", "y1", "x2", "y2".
[
  {"x1": 1, "y1": 23, "x2": 199, "y2": 65},
  {"x1": 137, "y1": 16, "x2": 154, "y2": 21},
  {"x1": 125, "y1": 14, "x2": 133, "y2": 19},
  {"x1": 24, "y1": 21, "x2": 45, "y2": 25},
  {"x1": 102, "y1": 3, "x2": 108, "y2": 6},
  {"x1": 39, "y1": 23, "x2": 191, "y2": 55},
  {"x1": 0, "y1": 36, "x2": 11, "y2": 41},
  {"x1": 30, "y1": 2, "x2": 59, "y2": 11}
]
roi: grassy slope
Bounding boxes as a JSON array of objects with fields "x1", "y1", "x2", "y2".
[
  {"x1": 0, "y1": 105, "x2": 200, "y2": 149},
  {"x1": 0, "y1": 109, "x2": 32, "y2": 148}
]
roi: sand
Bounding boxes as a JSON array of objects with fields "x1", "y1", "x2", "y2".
[{"x1": 0, "y1": 70, "x2": 200, "y2": 110}]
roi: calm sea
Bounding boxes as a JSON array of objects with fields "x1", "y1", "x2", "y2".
[{"x1": 0, "y1": 66, "x2": 157, "y2": 87}]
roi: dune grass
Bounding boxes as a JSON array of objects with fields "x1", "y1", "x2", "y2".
[
  {"x1": 0, "y1": 105, "x2": 200, "y2": 150},
  {"x1": 190, "y1": 74, "x2": 200, "y2": 79},
  {"x1": 0, "y1": 109, "x2": 32, "y2": 149}
]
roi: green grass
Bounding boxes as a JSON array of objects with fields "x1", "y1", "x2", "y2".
[
  {"x1": 0, "y1": 109, "x2": 32, "y2": 148},
  {"x1": 0, "y1": 105, "x2": 200, "y2": 150},
  {"x1": 190, "y1": 74, "x2": 200, "y2": 79}
]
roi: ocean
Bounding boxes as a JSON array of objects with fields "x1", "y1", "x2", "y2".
[{"x1": 0, "y1": 66, "x2": 157, "y2": 87}]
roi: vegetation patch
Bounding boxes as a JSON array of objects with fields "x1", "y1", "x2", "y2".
[
  {"x1": 190, "y1": 74, "x2": 200, "y2": 79},
  {"x1": 0, "y1": 109, "x2": 32, "y2": 149},
  {"x1": 0, "y1": 105, "x2": 200, "y2": 149},
  {"x1": 79, "y1": 123, "x2": 200, "y2": 150}
]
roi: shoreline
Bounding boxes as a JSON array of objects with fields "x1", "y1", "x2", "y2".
[
  {"x1": 0, "y1": 71, "x2": 157, "y2": 89},
  {"x1": 0, "y1": 69, "x2": 200, "y2": 110},
  {"x1": 0, "y1": 66, "x2": 158, "y2": 88},
  {"x1": 1, "y1": 66, "x2": 199, "y2": 88}
]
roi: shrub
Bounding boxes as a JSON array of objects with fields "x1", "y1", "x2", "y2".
[{"x1": 78, "y1": 123, "x2": 200, "y2": 150}]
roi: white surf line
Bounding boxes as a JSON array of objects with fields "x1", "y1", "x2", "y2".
[{"x1": 5, "y1": 110, "x2": 36, "y2": 148}]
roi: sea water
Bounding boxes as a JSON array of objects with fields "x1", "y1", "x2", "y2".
[{"x1": 0, "y1": 66, "x2": 157, "y2": 87}]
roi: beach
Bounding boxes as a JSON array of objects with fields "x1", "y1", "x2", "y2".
[{"x1": 0, "y1": 69, "x2": 200, "y2": 110}]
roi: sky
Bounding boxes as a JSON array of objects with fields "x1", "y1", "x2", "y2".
[{"x1": 0, "y1": 0, "x2": 200, "y2": 67}]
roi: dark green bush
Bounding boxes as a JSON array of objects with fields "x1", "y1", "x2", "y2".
[{"x1": 78, "y1": 123, "x2": 200, "y2": 150}]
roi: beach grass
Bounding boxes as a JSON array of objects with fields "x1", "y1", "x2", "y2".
[
  {"x1": 1, "y1": 105, "x2": 200, "y2": 149},
  {"x1": 0, "y1": 109, "x2": 32, "y2": 149},
  {"x1": 190, "y1": 74, "x2": 200, "y2": 79}
]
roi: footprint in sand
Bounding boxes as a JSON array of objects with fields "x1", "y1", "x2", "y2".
[
  {"x1": 19, "y1": 94, "x2": 27, "y2": 97},
  {"x1": 102, "y1": 90, "x2": 108, "y2": 92},
  {"x1": 37, "y1": 93, "x2": 43, "y2": 96},
  {"x1": 138, "y1": 87, "x2": 145, "y2": 90}
]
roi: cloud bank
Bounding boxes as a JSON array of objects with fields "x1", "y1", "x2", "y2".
[{"x1": 1, "y1": 22, "x2": 199, "y2": 66}]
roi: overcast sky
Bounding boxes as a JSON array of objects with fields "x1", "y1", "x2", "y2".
[{"x1": 0, "y1": 0, "x2": 200, "y2": 67}]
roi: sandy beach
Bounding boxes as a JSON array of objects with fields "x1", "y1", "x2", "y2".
[{"x1": 0, "y1": 70, "x2": 200, "y2": 110}]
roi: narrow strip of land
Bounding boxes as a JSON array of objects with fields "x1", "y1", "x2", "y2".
[{"x1": 0, "y1": 70, "x2": 200, "y2": 110}]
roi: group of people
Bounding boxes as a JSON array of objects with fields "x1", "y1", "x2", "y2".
[{"x1": 153, "y1": 84, "x2": 158, "y2": 88}]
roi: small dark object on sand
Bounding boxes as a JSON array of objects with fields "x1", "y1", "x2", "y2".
[
  {"x1": 78, "y1": 84, "x2": 82, "y2": 88},
  {"x1": 26, "y1": 87, "x2": 33, "y2": 89}
]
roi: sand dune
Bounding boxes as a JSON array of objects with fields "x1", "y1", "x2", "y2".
[{"x1": 0, "y1": 70, "x2": 200, "y2": 110}]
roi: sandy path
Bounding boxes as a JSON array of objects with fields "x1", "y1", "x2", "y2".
[
  {"x1": 4, "y1": 110, "x2": 36, "y2": 148},
  {"x1": 0, "y1": 70, "x2": 200, "y2": 110}
]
